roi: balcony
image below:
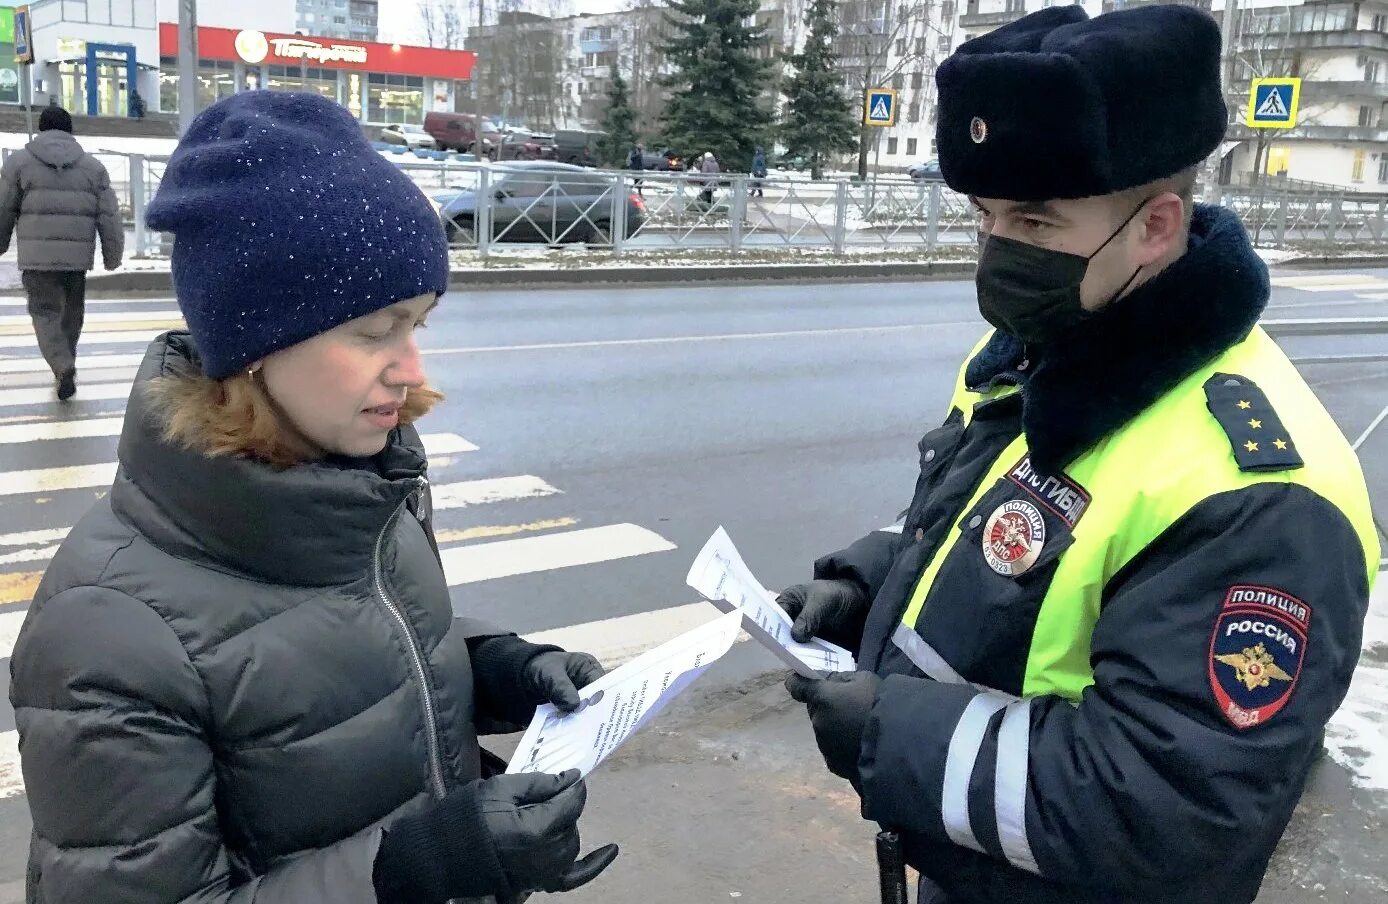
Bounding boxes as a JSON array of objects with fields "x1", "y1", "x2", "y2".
[
  {"x1": 959, "y1": 8, "x2": 1026, "y2": 29},
  {"x1": 1229, "y1": 78, "x2": 1388, "y2": 102},
  {"x1": 1227, "y1": 122, "x2": 1388, "y2": 142},
  {"x1": 1242, "y1": 29, "x2": 1388, "y2": 53},
  {"x1": 580, "y1": 38, "x2": 619, "y2": 54},
  {"x1": 1304, "y1": 80, "x2": 1388, "y2": 100}
]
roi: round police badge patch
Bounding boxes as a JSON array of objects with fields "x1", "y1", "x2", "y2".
[
  {"x1": 982, "y1": 500, "x2": 1045, "y2": 576},
  {"x1": 1208, "y1": 586, "x2": 1310, "y2": 730}
]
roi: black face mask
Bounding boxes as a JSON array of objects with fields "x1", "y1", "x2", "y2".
[{"x1": 975, "y1": 200, "x2": 1150, "y2": 346}]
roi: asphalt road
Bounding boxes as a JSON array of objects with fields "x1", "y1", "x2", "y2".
[{"x1": 0, "y1": 271, "x2": 1383, "y2": 901}]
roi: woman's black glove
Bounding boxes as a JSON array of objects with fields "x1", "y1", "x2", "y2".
[
  {"x1": 373, "y1": 770, "x2": 619, "y2": 902},
  {"x1": 471, "y1": 635, "x2": 605, "y2": 725}
]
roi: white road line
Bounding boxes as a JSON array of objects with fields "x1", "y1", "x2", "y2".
[
  {"x1": 0, "y1": 367, "x2": 139, "y2": 390},
  {"x1": 0, "y1": 310, "x2": 182, "y2": 326},
  {"x1": 421, "y1": 321, "x2": 979, "y2": 356},
  {"x1": 0, "y1": 464, "x2": 519, "y2": 501},
  {"x1": 424, "y1": 433, "x2": 479, "y2": 455},
  {"x1": 0, "y1": 381, "x2": 131, "y2": 408},
  {"x1": 442, "y1": 522, "x2": 675, "y2": 585},
  {"x1": 0, "y1": 353, "x2": 144, "y2": 374},
  {"x1": 0, "y1": 416, "x2": 125, "y2": 444},
  {"x1": 0, "y1": 527, "x2": 70, "y2": 548},
  {"x1": 526, "y1": 600, "x2": 726, "y2": 666},
  {"x1": 0, "y1": 462, "x2": 117, "y2": 496},
  {"x1": 0, "y1": 329, "x2": 166, "y2": 349},
  {"x1": 1271, "y1": 274, "x2": 1388, "y2": 291},
  {"x1": 432, "y1": 475, "x2": 560, "y2": 510},
  {"x1": 0, "y1": 730, "x2": 18, "y2": 800}
]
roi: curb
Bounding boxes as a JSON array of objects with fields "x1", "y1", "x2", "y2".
[
  {"x1": 73, "y1": 261, "x2": 978, "y2": 295},
  {"x1": 1278, "y1": 255, "x2": 1388, "y2": 270}
]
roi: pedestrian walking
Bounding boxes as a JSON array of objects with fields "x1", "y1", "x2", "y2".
[
  {"x1": 628, "y1": 145, "x2": 645, "y2": 197},
  {"x1": 781, "y1": 7, "x2": 1377, "y2": 904},
  {"x1": 0, "y1": 106, "x2": 123, "y2": 401},
  {"x1": 10, "y1": 92, "x2": 618, "y2": 904},
  {"x1": 750, "y1": 147, "x2": 767, "y2": 198},
  {"x1": 699, "y1": 150, "x2": 720, "y2": 207}
]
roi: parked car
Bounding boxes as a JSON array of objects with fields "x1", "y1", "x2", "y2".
[
  {"x1": 907, "y1": 159, "x2": 944, "y2": 182},
  {"x1": 380, "y1": 123, "x2": 436, "y2": 150},
  {"x1": 437, "y1": 162, "x2": 645, "y2": 246},
  {"x1": 635, "y1": 148, "x2": 681, "y2": 171},
  {"x1": 498, "y1": 129, "x2": 557, "y2": 161},
  {"x1": 424, "y1": 111, "x2": 504, "y2": 157},
  {"x1": 553, "y1": 129, "x2": 605, "y2": 167}
]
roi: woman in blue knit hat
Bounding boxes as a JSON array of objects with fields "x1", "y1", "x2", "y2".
[{"x1": 10, "y1": 91, "x2": 617, "y2": 904}]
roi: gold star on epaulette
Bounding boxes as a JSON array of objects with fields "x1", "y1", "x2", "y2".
[
  {"x1": 1274, "y1": 438, "x2": 1288, "y2": 450},
  {"x1": 1245, "y1": 441, "x2": 1259, "y2": 452},
  {"x1": 1238, "y1": 400, "x2": 1252, "y2": 410},
  {"x1": 1248, "y1": 419, "x2": 1262, "y2": 429}
]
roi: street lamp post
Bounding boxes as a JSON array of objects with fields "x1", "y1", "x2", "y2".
[{"x1": 177, "y1": 0, "x2": 198, "y2": 135}]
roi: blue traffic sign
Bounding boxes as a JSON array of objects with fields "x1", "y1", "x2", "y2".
[
  {"x1": 864, "y1": 88, "x2": 898, "y2": 127},
  {"x1": 1247, "y1": 78, "x2": 1301, "y2": 129}
]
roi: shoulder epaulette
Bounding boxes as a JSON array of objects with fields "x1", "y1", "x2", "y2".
[{"x1": 1203, "y1": 373, "x2": 1304, "y2": 473}]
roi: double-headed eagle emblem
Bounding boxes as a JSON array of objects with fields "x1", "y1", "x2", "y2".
[{"x1": 1214, "y1": 642, "x2": 1294, "y2": 691}]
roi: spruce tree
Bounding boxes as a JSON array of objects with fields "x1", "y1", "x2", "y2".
[
  {"x1": 658, "y1": 0, "x2": 773, "y2": 171},
  {"x1": 781, "y1": 0, "x2": 859, "y2": 180},
  {"x1": 596, "y1": 64, "x2": 640, "y2": 168}
]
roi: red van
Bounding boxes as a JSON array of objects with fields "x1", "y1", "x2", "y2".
[{"x1": 424, "y1": 112, "x2": 504, "y2": 157}]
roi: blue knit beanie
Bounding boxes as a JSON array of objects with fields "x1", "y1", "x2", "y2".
[{"x1": 145, "y1": 91, "x2": 448, "y2": 379}]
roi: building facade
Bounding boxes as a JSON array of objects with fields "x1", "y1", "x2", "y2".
[
  {"x1": 0, "y1": 0, "x2": 470, "y2": 124},
  {"x1": 296, "y1": 0, "x2": 379, "y2": 44},
  {"x1": 1222, "y1": 0, "x2": 1388, "y2": 190}
]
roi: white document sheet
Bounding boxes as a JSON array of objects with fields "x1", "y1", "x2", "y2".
[
  {"x1": 686, "y1": 526, "x2": 856, "y2": 679},
  {"x1": 507, "y1": 609, "x2": 743, "y2": 777}
]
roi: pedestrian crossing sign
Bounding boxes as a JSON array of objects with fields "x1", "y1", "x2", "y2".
[
  {"x1": 864, "y1": 88, "x2": 898, "y2": 127},
  {"x1": 1247, "y1": 78, "x2": 1301, "y2": 129}
]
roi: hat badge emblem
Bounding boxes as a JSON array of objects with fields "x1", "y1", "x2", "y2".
[{"x1": 970, "y1": 117, "x2": 988, "y2": 144}]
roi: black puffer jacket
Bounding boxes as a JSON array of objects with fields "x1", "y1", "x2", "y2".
[{"x1": 12, "y1": 332, "x2": 508, "y2": 902}]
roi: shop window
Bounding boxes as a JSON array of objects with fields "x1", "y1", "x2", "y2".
[
  {"x1": 267, "y1": 66, "x2": 337, "y2": 102},
  {"x1": 196, "y1": 60, "x2": 236, "y2": 110},
  {"x1": 367, "y1": 73, "x2": 425, "y2": 125},
  {"x1": 160, "y1": 56, "x2": 178, "y2": 113}
]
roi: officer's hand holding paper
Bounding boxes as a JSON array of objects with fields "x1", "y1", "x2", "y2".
[
  {"x1": 507, "y1": 609, "x2": 742, "y2": 777},
  {"x1": 686, "y1": 527, "x2": 856, "y2": 678}
]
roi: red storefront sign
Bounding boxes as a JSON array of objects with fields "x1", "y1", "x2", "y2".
[{"x1": 158, "y1": 23, "x2": 477, "y2": 80}]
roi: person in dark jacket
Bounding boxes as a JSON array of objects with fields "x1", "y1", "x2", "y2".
[
  {"x1": 0, "y1": 105, "x2": 123, "y2": 400},
  {"x1": 780, "y1": 7, "x2": 1378, "y2": 904},
  {"x1": 628, "y1": 145, "x2": 645, "y2": 197},
  {"x1": 10, "y1": 91, "x2": 617, "y2": 904},
  {"x1": 750, "y1": 147, "x2": 767, "y2": 198}
]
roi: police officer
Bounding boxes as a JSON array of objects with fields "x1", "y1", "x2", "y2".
[{"x1": 780, "y1": 6, "x2": 1379, "y2": 903}]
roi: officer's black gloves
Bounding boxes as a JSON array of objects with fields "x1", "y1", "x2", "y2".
[
  {"x1": 786, "y1": 671, "x2": 883, "y2": 790},
  {"x1": 373, "y1": 770, "x2": 619, "y2": 903},
  {"x1": 471, "y1": 635, "x2": 606, "y2": 725},
  {"x1": 777, "y1": 578, "x2": 871, "y2": 651}
]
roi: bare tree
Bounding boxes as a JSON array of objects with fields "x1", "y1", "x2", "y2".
[
  {"x1": 621, "y1": 0, "x2": 674, "y2": 136},
  {"x1": 470, "y1": 0, "x2": 576, "y2": 131},
  {"x1": 420, "y1": 0, "x2": 468, "y2": 48},
  {"x1": 1229, "y1": 3, "x2": 1334, "y2": 183},
  {"x1": 833, "y1": 0, "x2": 946, "y2": 176}
]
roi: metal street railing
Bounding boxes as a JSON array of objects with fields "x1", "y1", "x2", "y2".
[{"x1": 62, "y1": 151, "x2": 1388, "y2": 259}]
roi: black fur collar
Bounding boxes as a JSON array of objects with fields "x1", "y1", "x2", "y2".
[{"x1": 967, "y1": 204, "x2": 1269, "y2": 474}]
